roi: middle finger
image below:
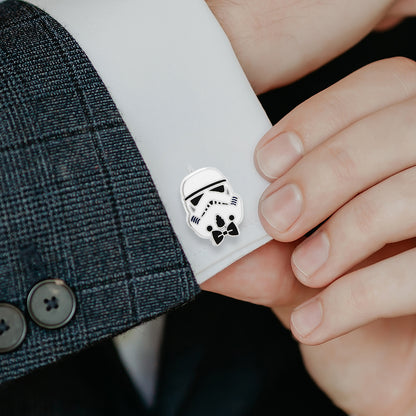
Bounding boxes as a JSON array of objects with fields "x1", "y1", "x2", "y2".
[{"x1": 259, "y1": 95, "x2": 416, "y2": 242}]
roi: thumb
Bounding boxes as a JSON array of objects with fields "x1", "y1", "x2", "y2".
[{"x1": 201, "y1": 240, "x2": 317, "y2": 327}]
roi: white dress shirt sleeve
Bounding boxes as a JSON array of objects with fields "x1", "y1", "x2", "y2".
[
  {"x1": 25, "y1": 0, "x2": 273, "y2": 285},
  {"x1": 22, "y1": 0, "x2": 275, "y2": 405}
]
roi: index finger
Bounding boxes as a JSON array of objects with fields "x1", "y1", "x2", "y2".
[{"x1": 255, "y1": 57, "x2": 416, "y2": 181}]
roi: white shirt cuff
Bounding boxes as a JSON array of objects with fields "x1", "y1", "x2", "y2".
[{"x1": 26, "y1": 0, "x2": 273, "y2": 284}]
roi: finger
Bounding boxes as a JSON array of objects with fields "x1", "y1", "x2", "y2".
[
  {"x1": 291, "y1": 166, "x2": 416, "y2": 287},
  {"x1": 387, "y1": 0, "x2": 416, "y2": 16},
  {"x1": 255, "y1": 57, "x2": 416, "y2": 181},
  {"x1": 259, "y1": 94, "x2": 416, "y2": 242},
  {"x1": 290, "y1": 246, "x2": 416, "y2": 345},
  {"x1": 209, "y1": 0, "x2": 394, "y2": 94},
  {"x1": 375, "y1": 0, "x2": 416, "y2": 30},
  {"x1": 201, "y1": 240, "x2": 317, "y2": 326},
  {"x1": 374, "y1": 16, "x2": 404, "y2": 31}
]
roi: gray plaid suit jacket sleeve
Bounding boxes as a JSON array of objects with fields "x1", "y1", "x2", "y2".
[{"x1": 0, "y1": 0, "x2": 199, "y2": 383}]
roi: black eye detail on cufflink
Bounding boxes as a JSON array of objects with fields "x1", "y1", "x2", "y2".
[
  {"x1": 190, "y1": 194, "x2": 203, "y2": 206},
  {"x1": 210, "y1": 185, "x2": 224, "y2": 193}
]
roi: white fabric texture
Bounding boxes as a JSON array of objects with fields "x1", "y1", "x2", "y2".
[
  {"x1": 27, "y1": 0, "x2": 273, "y2": 285},
  {"x1": 26, "y1": 0, "x2": 273, "y2": 406},
  {"x1": 113, "y1": 316, "x2": 166, "y2": 406}
]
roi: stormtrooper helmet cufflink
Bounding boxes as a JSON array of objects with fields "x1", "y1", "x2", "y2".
[{"x1": 180, "y1": 167, "x2": 243, "y2": 246}]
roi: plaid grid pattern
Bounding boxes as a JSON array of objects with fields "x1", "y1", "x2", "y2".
[{"x1": 0, "y1": 0, "x2": 199, "y2": 383}]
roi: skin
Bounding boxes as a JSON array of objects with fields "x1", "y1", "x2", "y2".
[
  {"x1": 255, "y1": 58, "x2": 416, "y2": 415},
  {"x1": 206, "y1": 0, "x2": 394, "y2": 93},
  {"x1": 201, "y1": 2, "x2": 416, "y2": 415}
]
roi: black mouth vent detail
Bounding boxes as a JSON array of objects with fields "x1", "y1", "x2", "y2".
[
  {"x1": 216, "y1": 215, "x2": 225, "y2": 228},
  {"x1": 201, "y1": 201, "x2": 229, "y2": 217},
  {"x1": 191, "y1": 216, "x2": 200, "y2": 224},
  {"x1": 231, "y1": 196, "x2": 238, "y2": 206}
]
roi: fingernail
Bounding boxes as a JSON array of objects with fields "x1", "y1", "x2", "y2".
[
  {"x1": 292, "y1": 231, "x2": 330, "y2": 279},
  {"x1": 257, "y1": 132, "x2": 303, "y2": 179},
  {"x1": 291, "y1": 299, "x2": 323, "y2": 338},
  {"x1": 261, "y1": 184, "x2": 302, "y2": 232}
]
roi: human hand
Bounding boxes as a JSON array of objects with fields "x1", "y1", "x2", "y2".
[
  {"x1": 206, "y1": 0, "x2": 416, "y2": 93},
  {"x1": 377, "y1": 0, "x2": 416, "y2": 30},
  {"x1": 203, "y1": 0, "x2": 416, "y2": 313},
  {"x1": 253, "y1": 57, "x2": 416, "y2": 415}
]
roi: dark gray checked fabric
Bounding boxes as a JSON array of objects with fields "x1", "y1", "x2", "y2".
[{"x1": 0, "y1": 0, "x2": 199, "y2": 384}]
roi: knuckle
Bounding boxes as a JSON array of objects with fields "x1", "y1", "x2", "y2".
[
  {"x1": 403, "y1": 166, "x2": 416, "y2": 186},
  {"x1": 403, "y1": 96, "x2": 416, "y2": 120},
  {"x1": 325, "y1": 142, "x2": 358, "y2": 184},
  {"x1": 389, "y1": 56, "x2": 416, "y2": 75},
  {"x1": 261, "y1": 271, "x2": 294, "y2": 308},
  {"x1": 351, "y1": 193, "x2": 378, "y2": 236},
  {"x1": 318, "y1": 93, "x2": 351, "y2": 132},
  {"x1": 396, "y1": 96, "x2": 416, "y2": 134},
  {"x1": 348, "y1": 275, "x2": 373, "y2": 314},
  {"x1": 285, "y1": 94, "x2": 346, "y2": 150},
  {"x1": 386, "y1": 57, "x2": 416, "y2": 95},
  {"x1": 391, "y1": 167, "x2": 416, "y2": 229}
]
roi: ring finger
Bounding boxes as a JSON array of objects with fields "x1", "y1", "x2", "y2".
[{"x1": 291, "y1": 166, "x2": 416, "y2": 287}]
